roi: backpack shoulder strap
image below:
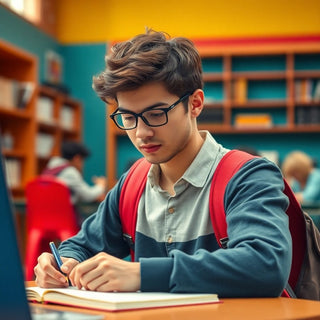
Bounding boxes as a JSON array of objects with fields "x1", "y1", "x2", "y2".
[
  {"x1": 210, "y1": 150, "x2": 307, "y2": 297},
  {"x1": 282, "y1": 179, "x2": 306, "y2": 292},
  {"x1": 119, "y1": 158, "x2": 151, "y2": 259},
  {"x1": 210, "y1": 150, "x2": 257, "y2": 248},
  {"x1": 42, "y1": 164, "x2": 70, "y2": 176}
]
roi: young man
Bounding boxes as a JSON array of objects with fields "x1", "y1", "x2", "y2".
[{"x1": 34, "y1": 30, "x2": 292, "y2": 298}]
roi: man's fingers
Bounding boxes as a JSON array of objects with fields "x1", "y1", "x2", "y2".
[
  {"x1": 35, "y1": 266, "x2": 68, "y2": 288},
  {"x1": 35, "y1": 253, "x2": 78, "y2": 288},
  {"x1": 60, "y1": 257, "x2": 79, "y2": 274}
]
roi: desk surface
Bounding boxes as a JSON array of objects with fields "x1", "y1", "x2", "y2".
[{"x1": 27, "y1": 284, "x2": 320, "y2": 320}]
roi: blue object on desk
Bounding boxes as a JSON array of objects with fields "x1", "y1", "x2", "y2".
[
  {"x1": 49, "y1": 242, "x2": 63, "y2": 269},
  {"x1": 49, "y1": 241, "x2": 70, "y2": 285},
  {"x1": 0, "y1": 138, "x2": 32, "y2": 319}
]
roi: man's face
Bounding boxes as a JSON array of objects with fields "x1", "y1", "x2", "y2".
[{"x1": 116, "y1": 83, "x2": 194, "y2": 165}]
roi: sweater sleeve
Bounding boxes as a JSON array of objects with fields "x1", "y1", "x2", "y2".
[
  {"x1": 58, "y1": 174, "x2": 130, "y2": 261},
  {"x1": 140, "y1": 158, "x2": 292, "y2": 297}
]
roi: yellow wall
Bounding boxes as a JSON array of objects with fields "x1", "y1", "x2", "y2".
[{"x1": 56, "y1": 0, "x2": 320, "y2": 44}]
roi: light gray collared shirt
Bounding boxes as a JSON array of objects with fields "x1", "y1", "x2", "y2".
[{"x1": 136, "y1": 131, "x2": 229, "y2": 248}]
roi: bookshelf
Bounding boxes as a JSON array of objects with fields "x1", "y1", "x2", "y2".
[
  {"x1": 0, "y1": 40, "x2": 82, "y2": 197},
  {"x1": 0, "y1": 40, "x2": 37, "y2": 197},
  {"x1": 197, "y1": 42, "x2": 320, "y2": 134},
  {"x1": 105, "y1": 40, "x2": 320, "y2": 189},
  {"x1": 35, "y1": 85, "x2": 82, "y2": 174}
]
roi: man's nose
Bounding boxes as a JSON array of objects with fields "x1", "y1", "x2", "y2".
[{"x1": 135, "y1": 116, "x2": 154, "y2": 138}]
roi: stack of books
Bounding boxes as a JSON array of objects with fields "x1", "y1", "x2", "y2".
[{"x1": 234, "y1": 113, "x2": 272, "y2": 128}]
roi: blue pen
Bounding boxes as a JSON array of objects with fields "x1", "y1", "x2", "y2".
[{"x1": 49, "y1": 241, "x2": 69, "y2": 284}]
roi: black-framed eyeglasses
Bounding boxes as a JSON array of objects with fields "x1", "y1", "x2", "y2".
[{"x1": 110, "y1": 93, "x2": 191, "y2": 130}]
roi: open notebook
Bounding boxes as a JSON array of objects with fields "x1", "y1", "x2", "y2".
[
  {"x1": 0, "y1": 135, "x2": 102, "y2": 320},
  {"x1": 26, "y1": 286, "x2": 219, "y2": 312}
]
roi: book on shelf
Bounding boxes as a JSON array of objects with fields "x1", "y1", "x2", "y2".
[
  {"x1": 296, "y1": 106, "x2": 310, "y2": 125},
  {"x1": 0, "y1": 76, "x2": 34, "y2": 109},
  {"x1": 36, "y1": 133, "x2": 54, "y2": 157},
  {"x1": 296, "y1": 106, "x2": 320, "y2": 125},
  {"x1": 60, "y1": 105, "x2": 74, "y2": 130},
  {"x1": 309, "y1": 106, "x2": 320, "y2": 124},
  {"x1": 26, "y1": 286, "x2": 219, "y2": 312},
  {"x1": 36, "y1": 96, "x2": 54, "y2": 123},
  {"x1": 17, "y1": 81, "x2": 35, "y2": 109},
  {"x1": 4, "y1": 157, "x2": 21, "y2": 188},
  {"x1": 295, "y1": 79, "x2": 313, "y2": 103},
  {"x1": 0, "y1": 76, "x2": 13, "y2": 109},
  {"x1": 1, "y1": 131, "x2": 14, "y2": 151},
  {"x1": 198, "y1": 106, "x2": 224, "y2": 123},
  {"x1": 234, "y1": 113, "x2": 272, "y2": 128},
  {"x1": 232, "y1": 78, "x2": 247, "y2": 104}
]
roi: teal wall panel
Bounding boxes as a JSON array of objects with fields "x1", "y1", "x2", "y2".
[
  {"x1": 60, "y1": 44, "x2": 107, "y2": 181},
  {"x1": 117, "y1": 136, "x2": 142, "y2": 178},
  {"x1": 202, "y1": 57, "x2": 224, "y2": 73},
  {"x1": 232, "y1": 55, "x2": 286, "y2": 72}
]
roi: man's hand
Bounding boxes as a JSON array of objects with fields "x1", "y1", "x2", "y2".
[
  {"x1": 69, "y1": 252, "x2": 141, "y2": 292},
  {"x1": 34, "y1": 252, "x2": 79, "y2": 288}
]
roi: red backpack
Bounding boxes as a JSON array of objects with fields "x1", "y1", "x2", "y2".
[{"x1": 119, "y1": 150, "x2": 320, "y2": 300}]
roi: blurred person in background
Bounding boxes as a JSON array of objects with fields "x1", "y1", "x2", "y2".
[
  {"x1": 43, "y1": 141, "x2": 107, "y2": 206},
  {"x1": 282, "y1": 151, "x2": 320, "y2": 205}
]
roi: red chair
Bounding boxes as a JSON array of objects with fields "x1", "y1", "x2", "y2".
[{"x1": 25, "y1": 175, "x2": 80, "y2": 280}]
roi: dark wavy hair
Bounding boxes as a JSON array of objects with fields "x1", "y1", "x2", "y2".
[{"x1": 92, "y1": 29, "x2": 203, "y2": 106}]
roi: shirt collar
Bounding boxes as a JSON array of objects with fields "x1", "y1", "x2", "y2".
[{"x1": 148, "y1": 131, "x2": 226, "y2": 188}]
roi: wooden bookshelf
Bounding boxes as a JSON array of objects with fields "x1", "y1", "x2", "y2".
[
  {"x1": 0, "y1": 40, "x2": 82, "y2": 197},
  {"x1": 105, "y1": 40, "x2": 320, "y2": 189},
  {"x1": 35, "y1": 85, "x2": 82, "y2": 174},
  {"x1": 0, "y1": 40, "x2": 37, "y2": 197},
  {"x1": 198, "y1": 42, "x2": 320, "y2": 134}
]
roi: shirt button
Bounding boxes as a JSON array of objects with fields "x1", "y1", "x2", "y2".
[
  {"x1": 168, "y1": 207, "x2": 175, "y2": 214},
  {"x1": 167, "y1": 236, "x2": 173, "y2": 243}
]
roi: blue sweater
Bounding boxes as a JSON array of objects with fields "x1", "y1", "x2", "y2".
[{"x1": 59, "y1": 137, "x2": 291, "y2": 298}]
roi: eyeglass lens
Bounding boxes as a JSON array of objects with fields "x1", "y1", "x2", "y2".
[{"x1": 113, "y1": 109, "x2": 167, "y2": 129}]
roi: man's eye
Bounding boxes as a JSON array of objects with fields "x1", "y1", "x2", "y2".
[
  {"x1": 123, "y1": 114, "x2": 135, "y2": 121},
  {"x1": 148, "y1": 110, "x2": 165, "y2": 118}
]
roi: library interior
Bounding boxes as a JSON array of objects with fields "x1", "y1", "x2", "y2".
[{"x1": 1, "y1": 0, "x2": 320, "y2": 319}]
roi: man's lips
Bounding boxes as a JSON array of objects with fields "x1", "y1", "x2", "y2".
[{"x1": 140, "y1": 144, "x2": 161, "y2": 153}]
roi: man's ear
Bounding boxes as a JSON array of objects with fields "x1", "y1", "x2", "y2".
[{"x1": 189, "y1": 89, "x2": 204, "y2": 118}]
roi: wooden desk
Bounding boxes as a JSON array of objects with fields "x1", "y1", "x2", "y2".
[{"x1": 26, "y1": 283, "x2": 320, "y2": 320}]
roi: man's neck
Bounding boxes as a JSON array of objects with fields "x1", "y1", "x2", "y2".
[{"x1": 159, "y1": 131, "x2": 205, "y2": 195}]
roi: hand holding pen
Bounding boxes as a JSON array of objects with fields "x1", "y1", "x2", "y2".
[{"x1": 49, "y1": 241, "x2": 71, "y2": 285}]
